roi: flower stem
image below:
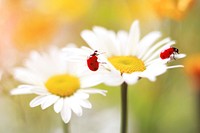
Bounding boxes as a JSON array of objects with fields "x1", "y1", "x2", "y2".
[
  {"x1": 197, "y1": 91, "x2": 200, "y2": 132},
  {"x1": 63, "y1": 122, "x2": 69, "y2": 133},
  {"x1": 121, "y1": 82, "x2": 128, "y2": 133}
]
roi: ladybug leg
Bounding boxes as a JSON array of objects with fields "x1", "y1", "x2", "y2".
[
  {"x1": 171, "y1": 52, "x2": 179, "y2": 60},
  {"x1": 169, "y1": 56, "x2": 174, "y2": 61},
  {"x1": 99, "y1": 63, "x2": 111, "y2": 71},
  {"x1": 97, "y1": 58, "x2": 106, "y2": 64},
  {"x1": 172, "y1": 53, "x2": 176, "y2": 60},
  {"x1": 100, "y1": 62, "x2": 106, "y2": 64},
  {"x1": 168, "y1": 54, "x2": 175, "y2": 61}
]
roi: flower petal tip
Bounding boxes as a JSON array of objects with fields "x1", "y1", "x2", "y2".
[
  {"x1": 176, "y1": 54, "x2": 186, "y2": 59},
  {"x1": 102, "y1": 90, "x2": 108, "y2": 96},
  {"x1": 133, "y1": 20, "x2": 139, "y2": 25}
]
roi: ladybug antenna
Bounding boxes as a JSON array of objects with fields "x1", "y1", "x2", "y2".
[
  {"x1": 90, "y1": 50, "x2": 99, "y2": 56},
  {"x1": 94, "y1": 50, "x2": 99, "y2": 56},
  {"x1": 92, "y1": 50, "x2": 106, "y2": 56}
]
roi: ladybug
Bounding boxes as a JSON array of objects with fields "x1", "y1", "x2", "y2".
[
  {"x1": 87, "y1": 50, "x2": 100, "y2": 71},
  {"x1": 160, "y1": 47, "x2": 179, "y2": 60}
]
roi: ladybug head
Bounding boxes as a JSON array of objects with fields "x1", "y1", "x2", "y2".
[
  {"x1": 94, "y1": 50, "x2": 98, "y2": 55},
  {"x1": 91, "y1": 50, "x2": 99, "y2": 56},
  {"x1": 173, "y1": 47, "x2": 179, "y2": 54}
]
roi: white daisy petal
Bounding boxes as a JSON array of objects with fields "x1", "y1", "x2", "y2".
[
  {"x1": 137, "y1": 31, "x2": 162, "y2": 58},
  {"x1": 123, "y1": 73, "x2": 140, "y2": 85},
  {"x1": 167, "y1": 65, "x2": 184, "y2": 69},
  {"x1": 30, "y1": 95, "x2": 47, "y2": 108},
  {"x1": 80, "y1": 73, "x2": 104, "y2": 88},
  {"x1": 10, "y1": 85, "x2": 34, "y2": 95},
  {"x1": 54, "y1": 98, "x2": 64, "y2": 113},
  {"x1": 140, "y1": 64, "x2": 167, "y2": 81},
  {"x1": 25, "y1": 48, "x2": 67, "y2": 78},
  {"x1": 74, "y1": 92, "x2": 89, "y2": 99},
  {"x1": 93, "y1": 26, "x2": 120, "y2": 56},
  {"x1": 99, "y1": 55, "x2": 118, "y2": 71},
  {"x1": 81, "y1": 30, "x2": 102, "y2": 51},
  {"x1": 100, "y1": 70, "x2": 124, "y2": 86},
  {"x1": 61, "y1": 98, "x2": 72, "y2": 123},
  {"x1": 31, "y1": 87, "x2": 49, "y2": 95},
  {"x1": 174, "y1": 54, "x2": 186, "y2": 59},
  {"x1": 62, "y1": 47, "x2": 88, "y2": 61},
  {"x1": 127, "y1": 20, "x2": 140, "y2": 55},
  {"x1": 145, "y1": 58, "x2": 166, "y2": 66},
  {"x1": 80, "y1": 89, "x2": 107, "y2": 96},
  {"x1": 62, "y1": 47, "x2": 84, "y2": 54},
  {"x1": 117, "y1": 30, "x2": 129, "y2": 55},
  {"x1": 103, "y1": 79, "x2": 123, "y2": 86},
  {"x1": 41, "y1": 95, "x2": 59, "y2": 110},
  {"x1": 14, "y1": 68, "x2": 44, "y2": 85},
  {"x1": 141, "y1": 38, "x2": 171, "y2": 61},
  {"x1": 78, "y1": 99, "x2": 92, "y2": 109},
  {"x1": 69, "y1": 98, "x2": 83, "y2": 117},
  {"x1": 80, "y1": 46, "x2": 94, "y2": 53}
]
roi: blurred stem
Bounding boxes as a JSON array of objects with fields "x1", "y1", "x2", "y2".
[
  {"x1": 63, "y1": 122, "x2": 69, "y2": 133},
  {"x1": 121, "y1": 82, "x2": 128, "y2": 133},
  {"x1": 197, "y1": 91, "x2": 200, "y2": 133}
]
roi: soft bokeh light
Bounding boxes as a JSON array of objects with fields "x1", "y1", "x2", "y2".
[
  {"x1": 185, "y1": 54, "x2": 200, "y2": 89},
  {"x1": 151, "y1": 0, "x2": 196, "y2": 21},
  {"x1": 12, "y1": 11, "x2": 59, "y2": 50},
  {"x1": 35, "y1": 0, "x2": 94, "y2": 22},
  {"x1": 0, "y1": 1, "x2": 19, "y2": 77}
]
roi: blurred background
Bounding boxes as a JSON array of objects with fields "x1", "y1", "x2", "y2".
[{"x1": 0, "y1": 0, "x2": 200, "y2": 133}]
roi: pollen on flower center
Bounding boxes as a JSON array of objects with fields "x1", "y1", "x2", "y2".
[
  {"x1": 45, "y1": 74, "x2": 80, "y2": 97},
  {"x1": 108, "y1": 56, "x2": 146, "y2": 74}
]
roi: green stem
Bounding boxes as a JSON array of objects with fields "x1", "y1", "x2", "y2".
[
  {"x1": 197, "y1": 91, "x2": 200, "y2": 132},
  {"x1": 121, "y1": 82, "x2": 128, "y2": 133},
  {"x1": 63, "y1": 122, "x2": 69, "y2": 133}
]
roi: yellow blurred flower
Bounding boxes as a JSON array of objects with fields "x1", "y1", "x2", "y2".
[
  {"x1": 126, "y1": 0, "x2": 157, "y2": 22},
  {"x1": 36, "y1": 0, "x2": 93, "y2": 22},
  {"x1": 151, "y1": 0, "x2": 196, "y2": 21},
  {"x1": 12, "y1": 11, "x2": 58, "y2": 51},
  {"x1": 185, "y1": 54, "x2": 200, "y2": 89}
]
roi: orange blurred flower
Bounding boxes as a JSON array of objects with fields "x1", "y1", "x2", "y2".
[
  {"x1": 151, "y1": 0, "x2": 196, "y2": 21},
  {"x1": 0, "y1": 0, "x2": 61, "y2": 51},
  {"x1": 12, "y1": 11, "x2": 59, "y2": 51},
  {"x1": 0, "y1": 1, "x2": 19, "y2": 77},
  {"x1": 35, "y1": 0, "x2": 93, "y2": 22},
  {"x1": 185, "y1": 54, "x2": 200, "y2": 90}
]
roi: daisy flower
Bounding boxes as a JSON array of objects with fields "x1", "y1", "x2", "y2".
[
  {"x1": 10, "y1": 46, "x2": 107, "y2": 123},
  {"x1": 64, "y1": 20, "x2": 186, "y2": 86}
]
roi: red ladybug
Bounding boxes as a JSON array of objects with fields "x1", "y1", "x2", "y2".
[
  {"x1": 160, "y1": 47, "x2": 179, "y2": 60},
  {"x1": 87, "y1": 50, "x2": 100, "y2": 71}
]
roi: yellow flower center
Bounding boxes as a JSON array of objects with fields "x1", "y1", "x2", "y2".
[
  {"x1": 45, "y1": 74, "x2": 80, "y2": 97},
  {"x1": 108, "y1": 56, "x2": 146, "y2": 74}
]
